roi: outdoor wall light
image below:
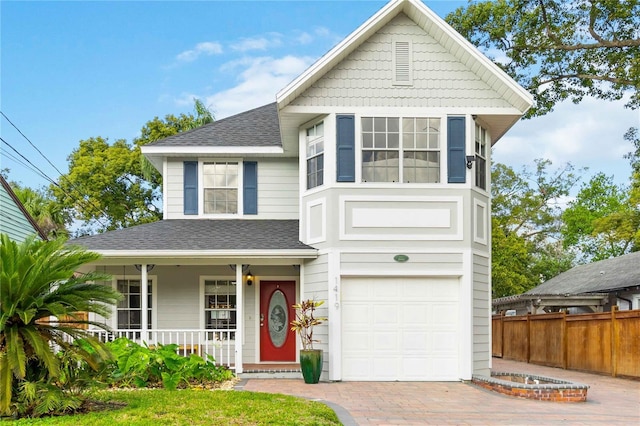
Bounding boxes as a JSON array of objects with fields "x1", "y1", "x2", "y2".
[
  {"x1": 466, "y1": 155, "x2": 477, "y2": 169},
  {"x1": 246, "y1": 271, "x2": 254, "y2": 286}
]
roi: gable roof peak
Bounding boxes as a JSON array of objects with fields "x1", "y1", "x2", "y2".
[{"x1": 276, "y1": 0, "x2": 532, "y2": 114}]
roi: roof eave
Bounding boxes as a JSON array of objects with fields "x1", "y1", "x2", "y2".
[
  {"x1": 85, "y1": 249, "x2": 319, "y2": 259},
  {"x1": 276, "y1": 0, "x2": 533, "y2": 114}
]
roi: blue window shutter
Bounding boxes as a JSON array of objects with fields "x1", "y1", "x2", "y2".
[
  {"x1": 447, "y1": 117, "x2": 466, "y2": 183},
  {"x1": 243, "y1": 161, "x2": 258, "y2": 215},
  {"x1": 336, "y1": 115, "x2": 355, "y2": 182},
  {"x1": 183, "y1": 161, "x2": 198, "y2": 215}
]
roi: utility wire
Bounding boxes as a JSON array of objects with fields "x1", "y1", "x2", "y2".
[
  {"x1": 1, "y1": 136, "x2": 108, "y2": 229},
  {"x1": 1, "y1": 110, "x2": 66, "y2": 176}
]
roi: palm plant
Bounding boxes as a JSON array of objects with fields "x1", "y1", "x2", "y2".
[{"x1": 0, "y1": 233, "x2": 121, "y2": 415}]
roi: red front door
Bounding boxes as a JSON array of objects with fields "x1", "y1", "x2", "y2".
[{"x1": 260, "y1": 280, "x2": 296, "y2": 361}]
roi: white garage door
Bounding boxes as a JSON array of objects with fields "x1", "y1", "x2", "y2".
[{"x1": 341, "y1": 277, "x2": 460, "y2": 381}]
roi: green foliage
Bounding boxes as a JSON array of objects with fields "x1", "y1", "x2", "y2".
[
  {"x1": 11, "y1": 389, "x2": 341, "y2": 425},
  {"x1": 446, "y1": 0, "x2": 640, "y2": 117},
  {"x1": 0, "y1": 234, "x2": 120, "y2": 416},
  {"x1": 10, "y1": 184, "x2": 69, "y2": 239},
  {"x1": 490, "y1": 159, "x2": 583, "y2": 297},
  {"x1": 290, "y1": 300, "x2": 327, "y2": 351},
  {"x1": 97, "y1": 338, "x2": 233, "y2": 389},
  {"x1": 562, "y1": 128, "x2": 640, "y2": 260},
  {"x1": 52, "y1": 99, "x2": 214, "y2": 234}
]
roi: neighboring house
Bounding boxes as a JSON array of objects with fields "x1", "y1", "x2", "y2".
[
  {"x1": 493, "y1": 251, "x2": 640, "y2": 315},
  {"x1": 68, "y1": 0, "x2": 532, "y2": 381},
  {"x1": 0, "y1": 175, "x2": 47, "y2": 242}
]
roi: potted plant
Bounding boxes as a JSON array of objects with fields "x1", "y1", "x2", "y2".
[{"x1": 290, "y1": 299, "x2": 327, "y2": 384}]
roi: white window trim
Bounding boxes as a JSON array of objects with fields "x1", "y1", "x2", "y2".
[
  {"x1": 474, "y1": 123, "x2": 489, "y2": 191},
  {"x1": 199, "y1": 276, "x2": 238, "y2": 341},
  {"x1": 112, "y1": 275, "x2": 157, "y2": 330},
  {"x1": 199, "y1": 159, "x2": 244, "y2": 217},
  {"x1": 306, "y1": 121, "x2": 325, "y2": 190},
  {"x1": 360, "y1": 115, "x2": 442, "y2": 184}
]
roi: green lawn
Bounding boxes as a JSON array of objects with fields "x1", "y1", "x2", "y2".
[{"x1": 11, "y1": 389, "x2": 341, "y2": 425}]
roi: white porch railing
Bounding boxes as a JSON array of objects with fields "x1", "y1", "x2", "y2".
[{"x1": 84, "y1": 329, "x2": 237, "y2": 370}]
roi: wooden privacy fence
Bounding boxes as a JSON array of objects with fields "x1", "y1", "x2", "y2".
[{"x1": 492, "y1": 308, "x2": 640, "y2": 379}]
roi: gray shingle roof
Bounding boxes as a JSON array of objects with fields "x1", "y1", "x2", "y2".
[
  {"x1": 68, "y1": 219, "x2": 314, "y2": 252},
  {"x1": 147, "y1": 103, "x2": 280, "y2": 148},
  {"x1": 525, "y1": 251, "x2": 640, "y2": 295}
]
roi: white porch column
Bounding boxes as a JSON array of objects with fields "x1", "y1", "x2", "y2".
[
  {"x1": 235, "y1": 263, "x2": 243, "y2": 374},
  {"x1": 141, "y1": 264, "x2": 148, "y2": 332}
]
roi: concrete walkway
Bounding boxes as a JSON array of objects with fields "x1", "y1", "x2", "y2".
[{"x1": 239, "y1": 358, "x2": 640, "y2": 425}]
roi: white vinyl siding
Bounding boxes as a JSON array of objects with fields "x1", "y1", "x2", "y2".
[
  {"x1": 164, "y1": 159, "x2": 298, "y2": 220},
  {"x1": 473, "y1": 254, "x2": 490, "y2": 375}
]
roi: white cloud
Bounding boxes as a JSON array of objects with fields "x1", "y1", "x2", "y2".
[
  {"x1": 494, "y1": 96, "x2": 639, "y2": 186},
  {"x1": 202, "y1": 55, "x2": 314, "y2": 118},
  {"x1": 231, "y1": 33, "x2": 283, "y2": 52},
  {"x1": 295, "y1": 31, "x2": 314, "y2": 45},
  {"x1": 176, "y1": 41, "x2": 223, "y2": 62}
]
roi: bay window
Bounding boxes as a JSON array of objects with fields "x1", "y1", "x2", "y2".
[
  {"x1": 306, "y1": 122, "x2": 324, "y2": 189},
  {"x1": 475, "y1": 123, "x2": 488, "y2": 190},
  {"x1": 362, "y1": 116, "x2": 440, "y2": 183}
]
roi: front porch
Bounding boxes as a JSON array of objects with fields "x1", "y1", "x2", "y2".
[{"x1": 83, "y1": 260, "x2": 315, "y2": 374}]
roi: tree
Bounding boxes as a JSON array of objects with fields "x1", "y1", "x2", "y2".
[
  {"x1": 446, "y1": 0, "x2": 640, "y2": 117},
  {"x1": 491, "y1": 159, "x2": 583, "y2": 296},
  {"x1": 0, "y1": 233, "x2": 121, "y2": 415},
  {"x1": 562, "y1": 128, "x2": 640, "y2": 260},
  {"x1": 53, "y1": 99, "x2": 214, "y2": 234},
  {"x1": 11, "y1": 184, "x2": 69, "y2": 238}
]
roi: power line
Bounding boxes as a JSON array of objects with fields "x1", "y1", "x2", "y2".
[
  {"x1": 0, "y1": 137, "x2": 60, "y2": 186},
  {"x1": 1, "y1": 136, "x2": 108, "y2": 229},
  {"x1": 0, "y1": 110, "x2": 66, "y2": 176}
]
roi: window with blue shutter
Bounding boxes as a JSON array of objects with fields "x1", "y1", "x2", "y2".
[
  {"x1": 243, "y1": 161, "x2": 258, "y2": 215},
  {"x1": 183, "y1": 161, "x2": 198, "y2": 215},
  {"x1": 447, "y1": 117, "x2": 466, "y2": 183},
  {"x1": 336, "y1": 115, "x2": 355, "y2": 182}
]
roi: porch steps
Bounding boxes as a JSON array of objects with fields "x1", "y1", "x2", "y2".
[{"x1": 238, "y1": 363, "x2": 302, "y2": 380}]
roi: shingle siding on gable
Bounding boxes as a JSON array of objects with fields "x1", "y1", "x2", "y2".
[{"x1": 291, "y1": 14, "x2": 511, "y2": 109}]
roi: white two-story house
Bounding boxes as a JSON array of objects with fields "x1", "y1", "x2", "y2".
[{"x1": 70, "y1": 0, "x2": 532, "y2": 381}]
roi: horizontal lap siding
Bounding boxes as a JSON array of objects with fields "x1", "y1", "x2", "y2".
[
  {"x1": 166, "y1": 160, "x2": 185, "y2": 218},
  {"x1": 257, "y1": 159, "x2": 299, "y2": 219},
  {"x1": 291, "y1": 14, "x2": 510, "y2": 109},
  {"x1": 303, "y1": 254, "x2": 329, "y2": 355},
  {"x1": 165, "y1": 159, "x2": 298, "y2": 219},
  {"x1": 341, "y1": 252, "x2": 463, "y2": 275},
  {"x1": 473, "y1": 253, "x2": 490, "y2": 375},
  {"x1": 0, "y1": 184, "x2": 40, "y2": 242}
]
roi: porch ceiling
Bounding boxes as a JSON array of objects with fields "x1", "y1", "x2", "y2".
[{"x1": 68, "y1": 219, "x2": 317, "y2": 262}]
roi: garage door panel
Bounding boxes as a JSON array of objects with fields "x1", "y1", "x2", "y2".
[{"x1": 342, "y1": 277, "x2": 460, "y2": 381}]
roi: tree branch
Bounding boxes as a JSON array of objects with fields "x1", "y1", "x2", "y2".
[{"x1": 533, "y1": 73, "x2": 634, "y2": 87}]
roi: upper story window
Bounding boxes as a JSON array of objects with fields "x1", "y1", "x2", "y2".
[
  {"x1": 203, "y1": 162, "x2": 238, "y2": 214},
  {"x1": 306, "y1": 122, "x2": 324, "y2": 189},
  {"x1": 362, "y1": 117, "x2": 440, "y2": 183},
  {"x1": 474, "y1": 124, "x2": 488, "y2": 190}
]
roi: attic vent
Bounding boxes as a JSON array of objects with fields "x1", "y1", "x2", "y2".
[{"x1": 393, "y1": 40, "x2": 412, "y2": 85}]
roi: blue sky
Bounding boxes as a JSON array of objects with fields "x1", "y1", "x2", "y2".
[{"x1": 1, "y1": 0, "x2": 638, "y2": 193}]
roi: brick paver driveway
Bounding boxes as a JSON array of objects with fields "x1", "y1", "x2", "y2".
[{"x1": 240, "y1": 358, "x2": 640, "y2": 425}]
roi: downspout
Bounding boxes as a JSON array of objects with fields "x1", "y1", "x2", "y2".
[{"x1": 616, "y1": 294, "x2": 633, "y2": 310}]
